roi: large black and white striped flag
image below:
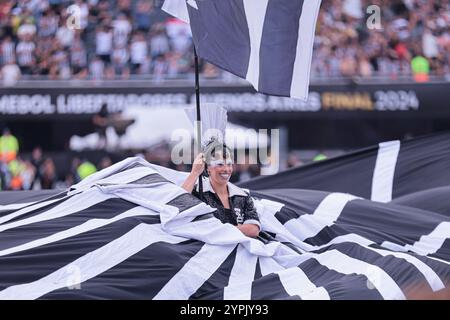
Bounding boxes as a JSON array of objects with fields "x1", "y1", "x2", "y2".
[
  {"x1": 163, "y1": 0, "x2": 321, "y2": 100},
  {"x1": 1, "y1": 133, "x2": 450, "y2": 299}
]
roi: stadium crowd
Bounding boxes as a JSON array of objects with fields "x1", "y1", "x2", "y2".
[
  {"x1": 0, "y1": 0, "x2": 448, "y2": 84},
  {"x1": 312, "y1": 0, "x2": 449, "y2": 80}
]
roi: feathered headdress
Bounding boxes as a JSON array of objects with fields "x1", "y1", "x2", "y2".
[{"x1": 184, "y1": 103, "x2": 228, "y2": 150}]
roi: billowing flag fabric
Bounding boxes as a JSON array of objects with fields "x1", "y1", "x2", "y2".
[
  {"x1": 239, "y1": 132, "x2": 450, "y2": 202},
  {"x1": 162, "y1": 0, "x2": 322, "y2": 101},
  {"x1": 0, "y1": 132, "x2": 450, "y2": 299}
]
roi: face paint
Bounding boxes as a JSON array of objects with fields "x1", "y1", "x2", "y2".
[{"x1": 209, "y1": 159, "x2": 233, "y2": 167}]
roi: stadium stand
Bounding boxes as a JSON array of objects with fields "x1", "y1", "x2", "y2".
[{"x1": 0, "y1": 0, "x2": 448, "y2": 81}]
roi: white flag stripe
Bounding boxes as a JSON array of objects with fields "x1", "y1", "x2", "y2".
[
  {"x1": 154, "y1": 244, "x2": 236, "y2": 299},
  {"x1": 290, "y1": 0, "x2": 322, "y2": 100},
  {"x1": 0, "y1": 206, "x2": 158, "y2": 257},
  {"x1": 277, "y1": 267, "x2": 330, "y2": 300},
  {"x1": 0, "y1": 224, "x2": 185, "y2": 300},
  {"x1": 256, "y1": 201, "x2": 313, "y2": 251},
  {"x1": 371, "y1": 141, "x2": 401, "y2": 202},
  {"x1": 243, "y1": 0, "x2": 269, "y2": 90},
  {"x1": 83, "y1": 166, "x2": 159, "y2": 190},
  {"x1": 381, "y1": 241, "x2": 409, "y2": 252},
  {"x1": 0, "y1": 201, "x2": 37, "y2": 211},
  {"x1": 312, "y1": 233, "x2": 445, "y2": 291},
  {"x1": 0, "y1": 198, "x2": 65, "y2": 226},
  {"x1": 100, "y1": 181, "x2": 186, "y2": 210},
  {"x1": 0, "y1": 189, "x2": 114, "y2": 233},
  {"x1": 284, "y1": 193, "x2": 360, "y2": 241},
  {"x1": 314, "y1": 250, "x2": 405, "y2": 300},
  {"x1": 258, "y1": 199, "x2": 285, "y2": 215},
  {"x1": 259, "y1": 256, "x2": 284, "y2": 276},
  {"x1": 0, "y1": 166, "x2": 153, "y2": 227},
  {"x1": 313, "y1": 193, "x2": 361, "y2": 221},
  {"x1": 405, "y1": 222, "x2": 450, "y2": 255},
  {"x1": 223, "y1": 244, "x2": 258, "y2": 300},
  {"x1": 0, "y1": 167, "x2": 170, "y2": 233},
  {"x1": 428, "y1": 255, "x2": 450, "y2": 266},
  {"x1": 148, "y1": 162, "x2": 189, "y2": 186}
]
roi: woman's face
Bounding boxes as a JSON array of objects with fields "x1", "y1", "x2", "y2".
[{"x1": 207, "y1": 153, "x2": 233, "y2": 187}]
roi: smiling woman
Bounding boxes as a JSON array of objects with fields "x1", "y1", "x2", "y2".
[{"x1": 181, "y1": 140, "x2": 261, "y2": 238}]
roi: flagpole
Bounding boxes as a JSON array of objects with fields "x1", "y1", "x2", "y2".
[{"x1": 194, "y1": 46, "x2": 203, "y2": 199}]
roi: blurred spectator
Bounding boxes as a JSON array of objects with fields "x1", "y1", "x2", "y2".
[
  {"x1": 423, "y1": 27, "x2": 439, "y2": 59},
  {"x1": 77, "y1": 160, "x2": 97, "y2": 180},
  {"x1": 203, "y1": 62, "x2": 220, "y2": 78},
  {"x1": 96, "y1": 24, "x2": 113, "y2": 65},
  {"x1": 287, "y1": 153, "x2": 304, "y2": 168},
  {"x1": 21, "y1": 160, "x2": 36, "y2": 190},
  {"x1": 358, "y1": 53, "x2": 373, "y2": 77},
  {"x1": 98, "y1": 156, "x2": 112, "y2": 170},
  {"x1": 231, "y1": 154, "x2": 260, "y2": 183},
  {"x1": 38, "y1": 8, "x2": 58, "y2": 38},
  {"x1": 411, "y1": 52, "x2": 430, "y2": 82},
  {"x1": 1, "y1": 58, "x2": 21, "y2": 86},
  {"x1": 70, "y1": 33, "x2": 88, "y2": 79},
  {"x1": 30, "y1": 146, "x2": 44, "y2": 189},
  {"x1": 1, "y1": 35, "x2": 15, "y2": 65},
  {"x1": 112, "y1": 43, "x2": 130, "y2": 79},
  {"x1": 15, "y1": 32, "x2": 35, "y2": 75},
  {"x1": 117, "y1": 0, "x2": 132, "y2": 17},
  {"x1": 0, "y1": 161, "x2": 6, "y2": 190},
  {"x1": 40, "y1": 158, "x2": 57, "y2": 189},
  {"x1": 112, "y1": 13, "x2": 132, "y2": 48},
  {"x1": 92, "y1": 103, "x2": 109, "y2": 149},
  {"x1": 150, "y1": 26, "x2": 170, "y2": 58},
  {"x1": 56, "y1": 19, "x2": 75, "y2": 49},
  {"x1": 0, "y1": 128, "x2": 19, "y2": 163},
  {"x1": 90, "y1": 55, "x2": 105, "y2": 80},
  {"x1": 8, "y1": 158, "x2": 24, "y2": 190},
  {"x1": 152, "y1": 54, "x2": 168, "y2": 81},
  {"x1": 17, "y1": 17, "x2": 36, "y2": 39},
  {"x1": 64, "y1": 172, "x2": 75, "y2": 189},
  {"x1": 130, "y1": 32, "x2": 147, "y2": 74},
  {"x1": 135, "y1": 0, "x2": 152, "y2": 32},
  {"x1": 70, "y1": 157, "x2": 82, "y2": 184}
]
